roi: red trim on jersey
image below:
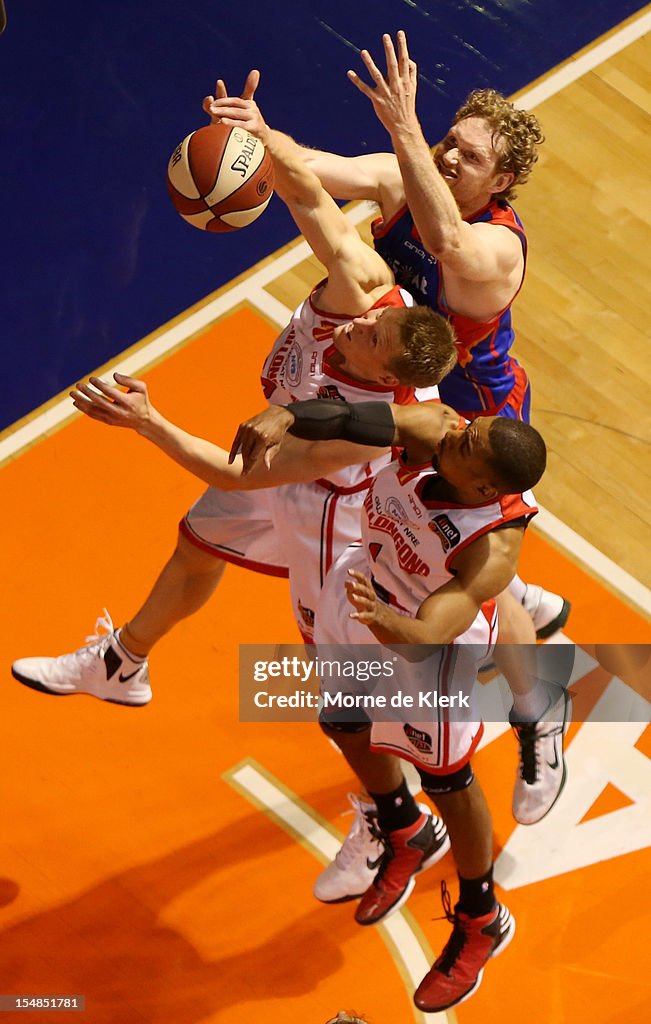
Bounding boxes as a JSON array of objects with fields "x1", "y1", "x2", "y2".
[
  {"x1": 314, "y1": 476, "x2": 374, "y2": 496},
  {"x1": 371, "y1": 205, "x2": 408, "y2": 240},
  {"x1": 442, "y1": 497, "x2": 538, "y2": 573},
  {"x1": 440, "y1": 644, "x2": 455, "y2": 767},
  {"x1": 454, "y1": 360, "x2": 530, "y2": 420},
  {"x1": 481, "y1": 598, "x2": 498, "y2": 645},
  {"x1": 308, "y1": 281, "x2": 360, "y2": 322},
  {"x1": 309, "y1": 281, "x2": 409, "y2": 322},
  {"x1": 178, "y1": 519, "x2": 289, "y2": 577},
  {"x1": 323, "y1": 490, "x2": 339, "y2": 577}
]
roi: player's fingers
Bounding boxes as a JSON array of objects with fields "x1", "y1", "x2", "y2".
[
  {"x1": 359, "y1": 48, "x2": 384, "y2": 85},
  {"x1": 88, "y1": 376, "x2": 127, "y2": 402},
  {"x1": 112, "y1": 372, "x2": 145, "y2": 392},
  {"x1": 216, "y1": 78, "x2": 228, "y2": 99},
  {"x1": 346, "y1": 70, "x2": 373, "y2": 98},
  {"x1": 228, "y1": 425, "x2": 244, "y2": 465},
  {"x1": 263, "y1": 443, "x2": 281, "y2": 470},
  {"x1": 71, "y1": 391, "x2": 115, "y2": 423},
  {"x1": 242, "y1": 69, "x2": 260, "y2": 99},
  {"x1": 209, "y1": 101, "x2": 248, "y2": 119},
  {"x1": 76, "y1": 381, "x2": 118, "y2": 410},
  {"x1": 396, "y1": 29, "x2": 410, "y2": 75},
  {"x1": 239, "y1": 429, "x2": 261, "y2": 472},
  {"x1": 383, "y1": 33, "x2": 400, "y2": 85}
]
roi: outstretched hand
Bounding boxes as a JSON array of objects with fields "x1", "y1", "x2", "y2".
[
  {"x1": 347, "y1": 31, "x2": 419, "y2": 138},
  {"x1": 70, "y1": 373, "x2": 153, "y2": 431},
  {"x1": 202, "y1": 69, "x2": 261, "y2": 122},
  {"x1": 228, "y1": 405, "x2": 296, "y2": 474}
]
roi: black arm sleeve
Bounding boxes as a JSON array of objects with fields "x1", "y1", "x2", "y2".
[{"x1": 286, "y1": 399, "x2": 396, "y2": 447}]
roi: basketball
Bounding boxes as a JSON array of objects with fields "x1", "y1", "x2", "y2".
[{"x1": 166, "y1": 122, "x2": 274, "y2": 232}]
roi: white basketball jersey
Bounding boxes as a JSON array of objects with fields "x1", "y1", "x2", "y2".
[
  {"x1": 260, "y1": 283, "x2": 440, "y2": 488},
  {"x1": 363, "y1": 455, "x2": 538, "y2": 615}
]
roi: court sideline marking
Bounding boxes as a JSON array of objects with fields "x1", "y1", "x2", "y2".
[
  {"x1": 1, "y1": 7, "x2": 650, "y2": 618},
  {"x1": 223, "y1": 757, "x2": 458, "y2": 1024}
]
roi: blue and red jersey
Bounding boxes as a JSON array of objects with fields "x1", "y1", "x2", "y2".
[{"x1": 372, "y1": 199, "x2": 530, "y2": 421}]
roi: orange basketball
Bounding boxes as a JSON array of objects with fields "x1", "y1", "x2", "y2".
[{"x1": 166, "y1": 122, "x2": 274, "y2": 232}]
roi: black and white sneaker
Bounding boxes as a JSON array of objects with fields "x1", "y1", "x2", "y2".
[
  {"x1": 11, "y1": 611, "x2": 151, "y2": 706},
  {"x1": 511, "y1": 687, "x2": 571, "y2": 824}
]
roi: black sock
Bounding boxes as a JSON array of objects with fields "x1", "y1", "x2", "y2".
[
  {"x1": 369, "y1": 778, "x2": 421, "y2": 834},
  {"x1": 457, "y1": 867, "x2": 495, "y2": 918}
]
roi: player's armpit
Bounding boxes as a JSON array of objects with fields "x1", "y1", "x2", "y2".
[{"x1": 450, "y1": 526, "x2": 524, "y2": 606}]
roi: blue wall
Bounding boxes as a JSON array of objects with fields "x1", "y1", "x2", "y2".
[{"x1": 0, "y1": 0, "x2": 645, "y2": 428}]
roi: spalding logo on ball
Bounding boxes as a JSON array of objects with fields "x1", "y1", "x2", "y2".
[{"x1": 167, "y1": 122, "x2": 274, "y2": 232}]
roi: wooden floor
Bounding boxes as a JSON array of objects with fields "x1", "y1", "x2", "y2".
[
  {"x1": 2, "y1": 18, "x2": 651, "y2": 1024},
  {"x1": 267, "y1": 31, "x2": 651, "y2": 594}
]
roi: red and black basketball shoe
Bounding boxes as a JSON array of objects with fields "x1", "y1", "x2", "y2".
[
  {"x1": 414, "y1": 881, "x2": 515, "y2": 1012},
  {"x1": 354, "y1": 810, "x2": 449, "y2": 926}
]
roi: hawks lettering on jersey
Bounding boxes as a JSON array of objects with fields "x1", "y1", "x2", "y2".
[
  {"x1": 364, "y1": 457, "x2": 538, "y2": 615},
  {"x1": 363, "y1": 489, "x2": 429, "y2": 578}
]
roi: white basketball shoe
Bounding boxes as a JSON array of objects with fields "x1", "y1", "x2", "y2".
[
  {"x1": 522, "y1": 584, "x2": 571, "y2": 640},
  {"x1": 511, "y1": 686, "x2": 571, "y2": 825},
  {"x1": 11, "y1": 611, "x2": 151, "y2": 706},
  {"x1": 314, "y1": 794, "x2": 449, "y2": 903}
]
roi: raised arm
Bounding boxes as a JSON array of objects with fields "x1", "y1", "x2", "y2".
[
  {"x1": 208, "y1": 91, "x2": 393, "y2": 311},
  {"x1": 347, "y1": 525, "x2": 523, "y2": 648},
  {"x1": 348, "y1": 33, "x2": 521, "y2": 291},
  {"x1": 70, "y1": 375, "x2": 382, "y2": 491},
  {"x1": 202, "y1": 73, "x2": 404, "y2": 212}
]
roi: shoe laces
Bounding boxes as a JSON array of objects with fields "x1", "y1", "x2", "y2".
[
  {"x1": 513, "y1": 708, "x2": 564, "y2": 784},
  {"x1": 57, "y1": 609, "x2": 115, "y2": 665},
  {"x1": 433, "y1": 881, "x2": 468, "y2": 975},
  {"x1": 334, "y1": 794, "x2": 381, "y2": 870}
]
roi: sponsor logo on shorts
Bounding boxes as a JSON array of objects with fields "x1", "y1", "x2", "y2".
[
  {"x1": 403, "y1": 723, "x2": 433, "y2": 753},
  {"x1": 297, "y1": 599, "x2": 315, "y2": 629}
]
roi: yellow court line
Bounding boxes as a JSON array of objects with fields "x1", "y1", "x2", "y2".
[{"x1": 222, "y1": 756, "x2": 458, "y2": 1024}]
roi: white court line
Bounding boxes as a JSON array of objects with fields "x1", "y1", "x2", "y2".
[
  {"x1": 1, "y1": 11, "x2": 650, "y2": 613},
  {"x1": 226, "y1": 760, "x2": 452, "y2": 1024},
  {"x1": 516, "y1": 9, "x2": 651, "y2": 109},
  {"x1": 534, "y1": 507, "x2": 651, "y2": 616}
]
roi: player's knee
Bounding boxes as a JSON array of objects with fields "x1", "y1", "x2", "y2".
[
  {"x1": 319, "y1": 716, "x2": 372, "y2": 751},
  {"x1": 418, "y1": 761, "x2": 474, "y2": 799}
]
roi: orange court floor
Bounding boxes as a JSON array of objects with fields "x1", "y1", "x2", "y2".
[{"x1": 2, "y1": 307, "x2": 651, "y2": 1024}]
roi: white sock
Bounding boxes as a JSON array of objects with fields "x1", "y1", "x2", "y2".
[
  {"x1": 511, "y1": 682, "x2": 551, "y2": 723},
  {"x1": 508, "y1": 574, "x2": 527, "y2": 604},
  {"x1": 115, "y1": 629, "x2": 147, "y2": 663}
]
